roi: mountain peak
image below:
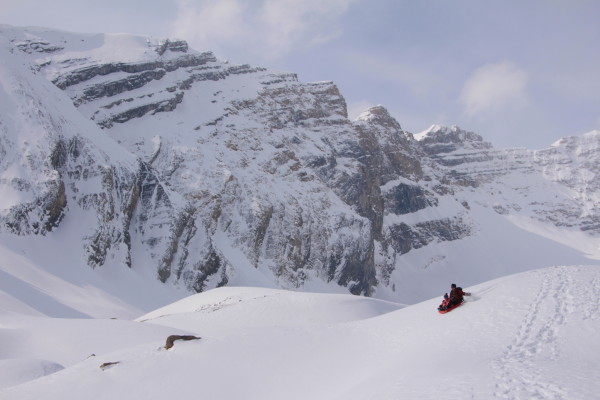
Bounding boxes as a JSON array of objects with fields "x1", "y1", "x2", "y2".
[
  {"x1": 550, "y1": 129, "x2": 600, "y2": 149},
  {"x1": 153, "y1": 38, "x2": 189, "y2": 55},
  {"x1": 415, "y1": 124, "x2": 483, "y2": 143},
  {"x1": 355, "y1": 105, "x2": 402, "y2": 130}
]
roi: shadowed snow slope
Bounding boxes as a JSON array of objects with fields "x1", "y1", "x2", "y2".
[
  {"x1": 2, "y1": 265, "x2": 599, "y2": 399},
  {"x1": 0, "y1": 236, "x2": 187, "y2": 319}
]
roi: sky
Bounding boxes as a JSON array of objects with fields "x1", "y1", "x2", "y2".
[{"x1": 1, "y1": 0, "x2": 599, "y2": 149}]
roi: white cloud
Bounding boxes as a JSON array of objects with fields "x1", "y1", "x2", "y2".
[
  {"x1": 259, "y1": 0, "x2": 355, "y2": 56},
  {"x1": 343, "y1": 52, "x2": 445, "y2": 100},
  {"x1": 460, "y1": 61, "x2": 529, "y2": 119},
  {"x1": 169, "y1": 0, "x2": 247, "y2": 54},
  {"x1": 168, "y1": 0, "x2": 358, "y2": 61}
]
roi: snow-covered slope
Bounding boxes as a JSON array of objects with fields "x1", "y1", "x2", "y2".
[
  {"x1": 2, "y1": 265, "x2": 599, "y2": 399},
  {"x1": 0, "y1": 234, "x2": 185, "y2": 319}
]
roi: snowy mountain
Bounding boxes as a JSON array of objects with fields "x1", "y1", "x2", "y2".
[
  {"x1": 1, "y1": 24, "x2": 599, "y2": 311},
  {"x1": 2, "y1": 266, "x2": 599, "y2": 399}
]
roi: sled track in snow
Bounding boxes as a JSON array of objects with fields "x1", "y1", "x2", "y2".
[{"x1": 492, "y1": 267, "x2": 574, "y2": 400}]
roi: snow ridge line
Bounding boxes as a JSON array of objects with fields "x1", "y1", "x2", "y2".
[{"x1": 492, "y1": 267, "x2": 571, "y2": 400}]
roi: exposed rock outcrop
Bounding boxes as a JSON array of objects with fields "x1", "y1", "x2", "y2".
[{"x1": 164, "y1": 335, "x2": 201, "y2": 349}]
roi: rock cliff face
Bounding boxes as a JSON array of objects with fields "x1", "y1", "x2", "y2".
[
  {"x1": 416, "y1": 125, "x2": 600, "y2": 235},
  {"x1": 1, "y1": 25, "x2": 599, "y2": 300}
]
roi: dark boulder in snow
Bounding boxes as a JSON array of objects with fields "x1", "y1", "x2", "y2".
[{"x1": 164, "y1": 335, "x2": 201, "y2": 350}]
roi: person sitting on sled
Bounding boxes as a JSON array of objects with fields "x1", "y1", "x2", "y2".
[
  {"x1": 447, "y1": 283, "x2": 466, "y2": 308},
  {"x1": 448, "y1": 283, "x2": 471, "y2": 308},
  {"x1": 438, "y1": 284, "x2": 470, "y2": 311},
  {"x1": 438, "y1": 293, "x2": 450, "y2": 311}
]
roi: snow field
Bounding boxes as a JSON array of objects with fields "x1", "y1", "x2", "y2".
[{"x1": 2, "y1": 265, "x2": 599, "y2": 399}]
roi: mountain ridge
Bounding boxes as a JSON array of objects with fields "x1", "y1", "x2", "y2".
[{"x1": 0, "y1": 24, "x2": 599, "y2": 306}]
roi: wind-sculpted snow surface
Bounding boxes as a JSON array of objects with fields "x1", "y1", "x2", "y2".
[
  {"x1": 1, "y1": 25, "x2": 600, "y2": 303},
  {"x1": 2, "y1": 266, "x2": 599, "y2": 399}
]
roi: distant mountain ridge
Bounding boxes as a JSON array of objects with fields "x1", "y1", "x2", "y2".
[{"x1": 1, "y1": 25, "x2": 599, "y2": 306}]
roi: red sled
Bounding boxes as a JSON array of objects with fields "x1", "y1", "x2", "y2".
[{"x1": 438, "y1": 300, "x2": 464, "y2": 314}]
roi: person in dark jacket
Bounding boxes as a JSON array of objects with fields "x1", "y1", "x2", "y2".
[
  {"x1": 439, "y1": 284, "x2": 471, "y2": 311},
  {"x1": 447, "y1": 283, "x2": 468, "y2": 308}
]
